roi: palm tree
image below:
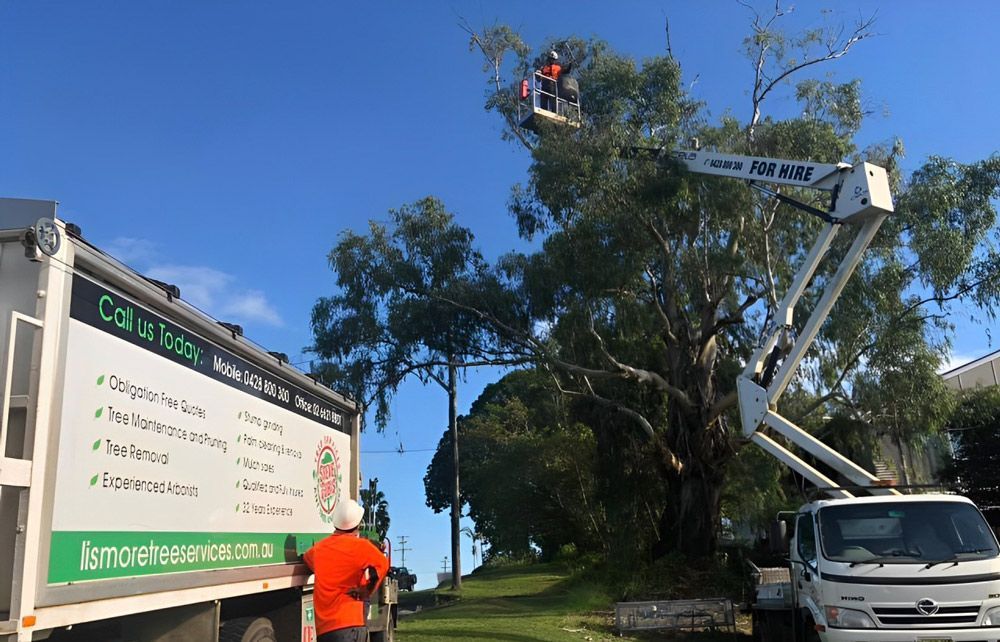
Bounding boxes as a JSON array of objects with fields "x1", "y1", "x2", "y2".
[
  {"x1": 461, "y1": 526, "x2": 481, "y2": 568},
  {"x1": 360, "y1": 477, "x2": 391, "y2": 541}
]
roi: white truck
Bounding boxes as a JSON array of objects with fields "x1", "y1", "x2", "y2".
[
  {"x1": 675, "y1": 151, "x2": 1000, "y2": 641},
  {"x1": 0, "y1": 199, "x2": 397, "y2": 641}
]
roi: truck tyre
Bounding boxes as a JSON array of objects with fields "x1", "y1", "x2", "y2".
[
  {"x1": 800, "y1": 615, "x2": 820, "y2": 642},
  {"x1": 219, "y1": 617, "x2": 277, "y2": 642},
  {"x1": 369, "y1": 627, "x2": 395, "y2": 642}
]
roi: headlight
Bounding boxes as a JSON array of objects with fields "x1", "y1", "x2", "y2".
[
  {"x1": 825, "y1": 606, "x2": 876, "y2": 629},
  {"x1": 984, "y1": 606, "x2": 1000, "y2": 626}
]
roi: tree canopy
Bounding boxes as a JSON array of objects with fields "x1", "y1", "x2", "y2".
[
  {"x1": 424, "y1": 369, "x2": 611, "y2": 561},
  {"x1": 316, "y1": 4, "x2": 1000, "y2": 560},
  {"x1": 455, "y1": 9, "x2": 1000, "y2": 556}
]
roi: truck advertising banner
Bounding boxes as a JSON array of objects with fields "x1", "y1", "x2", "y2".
[{"x1": 47, "y1": 275, "x2": 352, "y2": 583}]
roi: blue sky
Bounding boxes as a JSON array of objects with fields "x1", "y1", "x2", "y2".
[{"x1": 3, "y1": 1, "x2": 999, "y2": 588}]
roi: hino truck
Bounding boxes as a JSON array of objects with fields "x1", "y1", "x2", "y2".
[
  {"x1": 674, "y1": 150, "x2": 1000, "y2": 641},
  {"x1": 0, "y1": 199, "x2": 397, "y2": 641}
]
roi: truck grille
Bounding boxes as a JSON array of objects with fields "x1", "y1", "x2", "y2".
[{"x1": 871, "y1": 602, "x2": 980, "y2": 627}]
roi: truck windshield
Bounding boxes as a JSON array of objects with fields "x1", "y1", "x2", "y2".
[{"x1": 818, "y1": 501, "x2": 999, "y2": 564}]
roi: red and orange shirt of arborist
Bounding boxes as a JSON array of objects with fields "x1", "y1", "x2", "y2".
[{"x1": 540, "y1": 61, "x2": 563, "y2": 80}]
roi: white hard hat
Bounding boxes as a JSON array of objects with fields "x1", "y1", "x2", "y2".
[
  {"x1": 333, "y1": 499, "x2": 365, "y2": 531},
  {"x1": 548, "y1": 51, "x2": 559, "y2": 60}
]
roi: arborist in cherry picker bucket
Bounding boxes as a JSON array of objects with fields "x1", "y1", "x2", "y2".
[
  {"x1": 537, "y1": 50, "x2": 576, "y2": 113},
  {"x1": 519, "y1": 48, "x2": 582, "y2": 130}
]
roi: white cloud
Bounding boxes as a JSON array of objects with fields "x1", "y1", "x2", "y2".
[
  {"x1": 144, "y1": 265, "x2": 284, "y2": 328},
  {"x1": 96, "y1": 235, "x2": 286, "y2": 329},
  {"x1": 104, "y1": 237, "x2": 159, "y2": 265},
  {"x1": 145, "y1": 265, "x2": 233, "y2": 309},
  {"x1": 219, "y1": 290, "x2": 284, "y2": 327}
]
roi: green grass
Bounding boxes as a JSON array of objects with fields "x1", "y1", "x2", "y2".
[{"x1": 396, "y1": 562, "x2": 752, "y2": 642}]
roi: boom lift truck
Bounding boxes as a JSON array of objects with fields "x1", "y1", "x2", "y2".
[{"x1": 674, "y1": 150, "x2": 1000, "y2": 641}]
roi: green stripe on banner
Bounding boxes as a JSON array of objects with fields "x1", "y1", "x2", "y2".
[{"x1": 48, "y1": 531, "x2": 330, "y2": 583}]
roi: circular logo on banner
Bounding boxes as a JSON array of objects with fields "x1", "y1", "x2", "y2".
[{"x1": 313, "y1": 436, "x2": 342, "y2": 524}]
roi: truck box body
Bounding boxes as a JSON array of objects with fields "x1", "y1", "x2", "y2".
[{"x1": 0, "y1": 201, "x2": 367, "y2": 641}]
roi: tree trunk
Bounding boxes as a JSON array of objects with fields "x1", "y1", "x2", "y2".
[
  {"x1": 653, "y1": 464, "x2": 726, "y2": 558},
  {"x1": 449, "y1": 363, "x2": 462, "y2": 590}
]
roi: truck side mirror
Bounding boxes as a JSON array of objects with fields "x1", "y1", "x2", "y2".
[{"x1": 769, "y1": 519, "x2": 789, "y2": 554}]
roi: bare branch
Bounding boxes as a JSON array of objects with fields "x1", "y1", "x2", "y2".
[
  {"x1": 745, "y1": 3, "x2": 877, "y2": 139},
  {"x1": 458, "y1": 18, "x2": 535, "y2": 151}
]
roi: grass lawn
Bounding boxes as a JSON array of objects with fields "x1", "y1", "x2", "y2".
[{"x1": 395, "y1": 563, "x2": 752, "y2": 642}]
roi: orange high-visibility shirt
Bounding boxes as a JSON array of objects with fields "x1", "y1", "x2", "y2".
[
  {"x1": 304, "y1": 533, "x2": 390, "y2": 635},
  {"x1": 541, "y1": 62, "x2": 562, "y2": 80}
]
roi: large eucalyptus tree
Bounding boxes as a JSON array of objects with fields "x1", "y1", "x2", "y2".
[{"x1": 446, "y1": 7, "x2": 1000, "y2": 555}]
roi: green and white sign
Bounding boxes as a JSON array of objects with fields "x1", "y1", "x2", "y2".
[{"x1": 48, "y1": 276, "x2": 352, "y2": 583}]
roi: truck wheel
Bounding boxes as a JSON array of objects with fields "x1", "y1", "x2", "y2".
[
  {"x1": 219, "y1": 617, "x2": 277, "y2": 642},
  {"x1": 369, "y1": 627, "x2": 395, "y2": 642},
  {"x1": 801, "y1": 616, "x2": 821, "y2": 642}
]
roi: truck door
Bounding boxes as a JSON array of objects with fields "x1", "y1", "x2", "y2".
[{"x1": 795, "y1": 513, "x2": 823, "y2": 625}]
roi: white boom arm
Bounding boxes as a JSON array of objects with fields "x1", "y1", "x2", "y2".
[{"x1": 675, "y1": 150, "x2": 898, "y2": 499}]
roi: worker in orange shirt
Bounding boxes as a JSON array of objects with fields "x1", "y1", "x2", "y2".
[
  {"x1": 538, "y1": 50, "x2": 562, "y2": 112},
  {"x1": 304, "y1": 498, "x2": 390, "y2": 642}
]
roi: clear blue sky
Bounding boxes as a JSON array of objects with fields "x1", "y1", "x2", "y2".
[{"x1": 3, "y1": 1, "x2": 998, "y2": 588}]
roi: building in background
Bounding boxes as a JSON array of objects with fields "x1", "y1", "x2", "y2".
[{"x1": 941, "y1": 350, "x2": 1000, "y2": 390}]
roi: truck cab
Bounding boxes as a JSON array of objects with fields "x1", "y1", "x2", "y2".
[{"x1": 786, "y1": 494, "x2": 1000, "y2": 640}]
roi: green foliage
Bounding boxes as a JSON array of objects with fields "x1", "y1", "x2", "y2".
[
  {"x1": 721, "y1": 445, "x2": 798, "y2": 535},
  {"x1": 424, "y1": 369, "x2": 609, "y2": 560},
  {"x1": 462, "y1": 12, "x2": 1000, "y2": 558},
  {"x1": 942, "y1": 387, "x2": 1000, "y2": 511},
  {"x1": 310, "y1": 196, "x2": 508, "y2": 428},
  {"x1": 319, "y1": 7, "x2": 1000, "y2": 568}
]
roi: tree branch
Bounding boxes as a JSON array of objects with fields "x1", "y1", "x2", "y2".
[
  {"x1": 459, "y1": 18, "x2": 535, "y2": 151},
  {"x1": 587, "y1": 310, "x2": 696, "y2": 410},
  {"x1": 744, "y1": 1, "x2": 877, "y2": 139}
]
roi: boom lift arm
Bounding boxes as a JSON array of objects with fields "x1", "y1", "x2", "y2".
[{"x1": 673, "y1": 150, "x2": 898, "y2": 499}]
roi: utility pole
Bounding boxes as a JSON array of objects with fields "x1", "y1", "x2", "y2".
[
  {"x1": 397, "y1": 535, "x2": 411, "y2": 567},
  {"x1": 441, "y1": 557, "x2": 449, "y2": 573},
  {"x1": 448, "y1": 362, "x2": 462, "y2": 590}
]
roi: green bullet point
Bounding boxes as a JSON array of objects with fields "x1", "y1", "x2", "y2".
[
  {"x1": 235, "y1": 503, "x2": 241, "y2": 512},
  {"x1": 92, "y1": 438, "x2": 102, "y2": 451},
  {"x1": 236, "y1": 457, "x2": 241, "y2": 465},
  {"x1": 236, "y1": 479, "x2": 241, "y2": 488},
  {"x1": 90, "y1": 474, "x2": 99, "y2": 487},
  {"x1": 95, "y1": 407, "x2": 104, "y2": 419},
  {"x1": 96, "y1": 375, "x2": 105, "y2": 386},
  {"x1": 237, "y1": 434, "x2": 241, "y2": 443}
]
